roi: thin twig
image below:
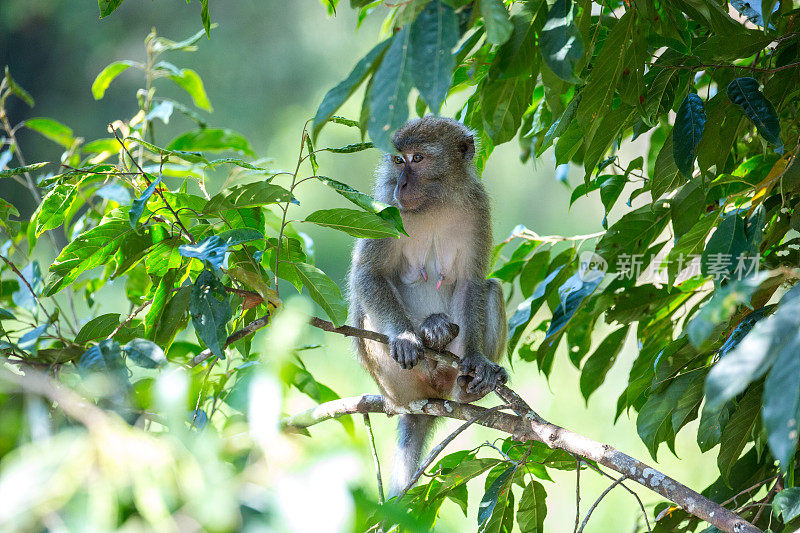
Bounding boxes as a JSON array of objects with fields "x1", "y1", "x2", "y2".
[
  {"x1": 581, "y1": 460, "x2": 651, "y2": 533},
  {"x1": 105, "y1": 299, "x2": 152, "y2": 340},
  {"x1": 363, "y1": 413, "x2": 385, "y2": 505},
  {"x1": 577, "y1": 475, "x2": 628, "y2": 533},
  {"x1": 574, "y1": 455, "x2": 581, "y2": 533},
  {"x1": 398, "y1": 403, "x2": 511, "y2": 498}
]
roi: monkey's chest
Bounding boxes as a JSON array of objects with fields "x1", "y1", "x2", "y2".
[{"x1": 398, "y1": 231, "x2": 467, "y2": 288}]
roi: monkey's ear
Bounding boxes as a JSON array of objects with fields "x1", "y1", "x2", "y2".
[{"x1": 460, "y1": 134, "x2": 475, "y2": 161}]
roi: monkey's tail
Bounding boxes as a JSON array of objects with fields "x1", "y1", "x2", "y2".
[{"x1": 388, "y1": 414, "x2": 436, "y2": 497}]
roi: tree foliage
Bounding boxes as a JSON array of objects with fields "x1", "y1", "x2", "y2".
[{"x1": 1, "y1": 0, "x2": 800, "y2": 531}]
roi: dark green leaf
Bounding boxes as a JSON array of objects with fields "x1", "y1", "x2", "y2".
[
  {"x1": 477, "y1": 465, "x2": 515, "y2": 528},
  {"x1": 546, "y1": 270, "x2": 602, "y2": 338},
  {"x1": 726, "y1": 77, "x2": 783, "y2": 150},
  {"x1": 540, "y1": 0, "x2": 584, "y2": 83},
  {"x1": 98, "y1": 0, "x2": 124, "y2": 18},
  {"x1": 481, "y1": 75, "x2": 534, "y2": 145},
  {"x1": 673, "y1": 93, "x2": 706, "y2": 178},
  {"x1": 316, "y1": 176, "x2": 405, "y2": 235},
  {"x1": 762, "y1": 330, "x2": 800, "y2": 471},
  {"x1": 75, "y1": 313, "x2": 122, "y2": 345},
  {"x1": 190, "y1": 270, "x2": 232, "y2": 358},
  {"x1": 4, "y1": 66, "x2": 34, "y2": 107},
  {"x1": 481, "y1": 0, "x2": 513, "y2": 45},
  {"x1": 517, "y1": 480, "x2": 547, "y2": 533},
  {"x1": 409, "y1": 0, "x2": 459, "y2": 113},
  {"x1": 18, "y1": 323, "x2": 49, "y2": 357},
  {"x1": 368, "y1": 28, "x2": 413, "y2": 152},
  {"x1": 290, "y1": 262, "x2": 348, "y2": 327},
  {"x1": 32, "y1": 182, "x2": 77, "y2": 236},
  {"x1": 179, "y1": 235, "x2": 227, "y2": 270},
  {"x1": 312, "y1": 40, "x2": 390, "y2": 139},
  {"x1": 651, "y1": 135, "x2": 684, "y2": 200},
  {"x1": 0, "y1": 162, "x2": 49, "y2": 179},
  {"x1": 637, "y1": 372, "x2": 694, "y2": 459},
  {"x1": 717, "y1": 382, "x2": 761, "y2": 483},
  {"x1": 78, "y1": 339, "x2": 125, "y2": 377},
  {"x1": 129, "y1": 175, "x2": 162, "y2": 228},
  {"x1": 167, "y1": 128, "x2": 254, "y2": 156},
  {"x1": 704, "y1": 284, "x2": 800, "y2": 413},
  {"x1": 773, "y1": 488, "x2": 800, "y2": 523},
  {"x1": 124, "y1": 338, "x2": 167, "y2": 368},
  {"x1": 304, "y1": 208, "x2": 400, "y2": 239},
  {"x1": 580, "y1": 326, "x2": 629, "y2": 401}
]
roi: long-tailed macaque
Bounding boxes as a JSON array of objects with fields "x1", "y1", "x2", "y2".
[{"x1": 348, "y1": 116, "x2": 508, "y2": 494}]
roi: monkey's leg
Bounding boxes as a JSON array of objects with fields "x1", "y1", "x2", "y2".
[{"x1": 388, "y1": 414, "x2": 436, "y2": 496}]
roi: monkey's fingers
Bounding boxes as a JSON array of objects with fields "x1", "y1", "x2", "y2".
[
  {"x1": 390, "y1": 335, "x2": 424, "y2": 369},
  {"x1": 420, "y1": 313, "x2": 459, "y2": 351}
]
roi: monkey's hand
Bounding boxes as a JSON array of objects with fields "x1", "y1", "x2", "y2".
[
  {"x1": 420, "y1": 313, "x2": 459, "y2": 351},
  {"x1": 457, "y1": 353, "x2": 508, "y2": 397},
  {"x1": 390, "y1": 331, "x2": 425, "y2": 369}
]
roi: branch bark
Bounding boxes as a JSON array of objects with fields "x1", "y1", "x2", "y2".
[{"x1": 280, "y1": 321, "x2": 761, "y2": 533}]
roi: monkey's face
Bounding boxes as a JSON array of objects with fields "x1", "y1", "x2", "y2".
[
  {"x1": 386, "y1": 116, "x2": 476, "y2": 213},
  {"x1": 389, "y1": 150, "x2": 438, "y2": 212}
]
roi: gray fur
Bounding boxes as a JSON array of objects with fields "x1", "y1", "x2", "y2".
[{"x1": 348, "y1": 116, "x2": 508, "y2": 492}]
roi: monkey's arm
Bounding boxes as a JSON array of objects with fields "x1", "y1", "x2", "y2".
[{"x1": 351, "y1": 241, "x2": 424, "y2": 369}]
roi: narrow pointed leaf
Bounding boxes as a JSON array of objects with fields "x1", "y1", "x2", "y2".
[
  {"x1": 409, "y1": 0, "x2": 459, "y2": 113},
  {"x1": 726, "y1": 77, "x2": 783, "y2": 150},
  {"x1": 540, "y1": 0, "x2": 584, "y2": 83},
  {"x1": 673, "y1": 93, "x2": 706, "y2": 178}
]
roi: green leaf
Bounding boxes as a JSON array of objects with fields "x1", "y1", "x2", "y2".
[
  {"x1": 207, "y1": 181, "x2": 294, "y2": 210},
  {"x1": 190, "y1": 269, "x2": 232, "y2": 358},
  {"x1": 697, "y1": 399, "x2": 735, "y2": 452},
  {"x1": 726, "y1": 77, "x2": 783, "y2": 150},
  {"x1": 481, "y1": 75, "x2": 534, "y2": 144},
  {"x1": 540, "y1": 0, "x2": 584, "y2": 83},
  {"x1": 91, "y1": 61, "x2": 134, "y2": 99},
  {"x1": 75, "y1": 313, "x2": 122, "y2": 345},
  {"x1": 546, "y1": 270, "x2": 602, "y2": 339},
  {"x1": 25, "y1": 118, "x2": 74, "y2": 148},
  {"x1": 290, "y1": 262, "x2": 347, "y2": 327},
  {"x1": 651, "y1": 135, "x2": 684, "y2": 200},
  {"x1": 773, "y1": 488, "x2": 800, "y2": 523},
  {"x1": 700, "y1": 212, "x2": 753, "y2": 281},
  {"x1": 4, "y1": 66, "x2": 34, "y2": 107},
  {"x1": 704, "y1": 284, "x2": 800, "y2": 414},
  {"x1": 312, "y1": 40, "x2": 390, "y2": 139},
  {"x1": 507, "y1": 265, "x2": 565, "y2": 355},
  {"x1": 670, "y1": 179, "x2": 704, "y2": 239},
  {"x1": 686, "y1": 274, "x2": 766, "y2": 350},
  {"x1": 304, "y1": 208, "x2": 400, "y2": 239},
  {"x1": 179, "y1": 235, "x2": 228, "y2": 270},
  {"x1": 409, "y1": 0, "x2": 459, "y2": 113},
  {"x1": 718, "y1": 382, "x2": 761, "y2": 483},
  {"x1": 18, "y1": 323, "x2": 49, "y2": 357},
  {"x1": 0, "y1": 162, "x2": 49, "y2": 179},
  {"x1": 595, "y1": 202, "x2": 670, "y2": 273},
  {"x1": 579, "y1": 326, "x2": 629, "y2": 401},
  {"x1": 368, "y1": 28, "x2": 413, "y2": 152},
  {"x1": 31, "y1": 182, "x2": 77, "y2": 236},
  {"x1": 316, "y1": 176, "x2": 405, "y2": 235},
  {"x1": 517, "y1": 480, "x2": 547, "y2": 533},
  {"x1": 168, "y1": 68, "x2": 213, "y2": 112},
  {"x1": 78, "y1": 339, "x2": 125, "y2": 378},
  {"x1": 217, "y1": 228, "x2": 263, "y2": 247},
  {"x1": 481, "y1": 0, "x2": 513, "y2": 45},
  {"x1": 98, "y1": 0, "x2": 124, "y2": 18},
  {"x1": 199, "y1": 0, "x2": 210, "y2": 36},
  {"x1": 637, "y1": 372, "x2": 695, "y2": 459},
  {"x1": 167, "y1": 128, "x2": 254, "y2": 156},
  {"x1": 46, "y1": 212, "x2": 138, "y2": 295},
  {"x1": 673, "y1": 93, "x2": 706, "y2": 178},
  {"x1": 762, "y1": 330, "x2": 800, "y2": 471},
  {"x1": 477, "y1": 465, "x2": 515, "y2": 530},
  {"x1": 124, "y1": 338, "x2": 166, "y2": 368},
  {"x1": 149, "y1": 282, "x2": 192, "y2": 349},
  {"x1": 262, "y1": 237, "x2": 308, "y2": 292},
  {"x1": 577, "y1": 12, "x2": 632, "y2": 144},
  {"x1": 129, "y1": 175, "x2": 162, "y2": 228}
]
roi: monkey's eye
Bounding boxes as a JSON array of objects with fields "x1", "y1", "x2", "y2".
[
  {"x1": 412, "y1": 153, "x2": 424, "y2": 163},
  {"x1": 392, "y1": 155, "x2": 404, "y2": 165}
]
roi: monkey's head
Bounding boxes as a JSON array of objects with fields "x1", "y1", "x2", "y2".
[{"x1": 381, "y1": 116, "x2": 476, "y2": 213}]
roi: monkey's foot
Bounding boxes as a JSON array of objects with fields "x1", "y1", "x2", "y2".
[
  {"x1": 457, "y1": 354, "x2": 508, "y2": 398},
  {"x1": 420, "y1": 313, "x2": 459, "y2": 351},
  {"x1": 390, "y1": 331, "x2": 424, "y2": 369}
]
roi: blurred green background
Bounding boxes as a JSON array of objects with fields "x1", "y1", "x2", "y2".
[{"x1": 1, "y1": 1, "x2": 720, "y2": 531}]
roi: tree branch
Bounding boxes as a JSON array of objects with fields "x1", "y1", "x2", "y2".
[
  {"x1": 282, "y1": 394, "x2": 760, "y2": 533},
  {"x1": 196, "y1": 311, "x2": 758, "y2": 531}
]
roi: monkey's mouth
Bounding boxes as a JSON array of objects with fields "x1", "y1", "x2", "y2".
[{"x1": 395, "y1": 195, "x2": 427, "y2": 212}]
